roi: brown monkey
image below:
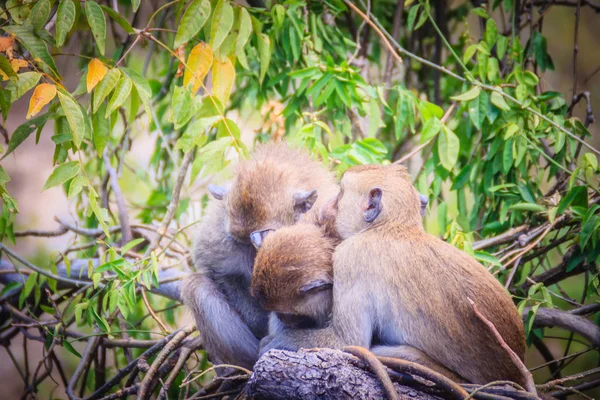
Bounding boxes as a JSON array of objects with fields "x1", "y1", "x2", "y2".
[
  {"x1": 250, "y1": 223, "x2": 338, "y2": 332},
  {"x1": 261, "y1": 164, "x2": 528, "y2": 386},
  {"x1": 182, "y1": 142, "x2": 338, "y2": 369}
]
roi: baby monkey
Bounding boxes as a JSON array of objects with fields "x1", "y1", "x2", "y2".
[{"x1": 250, "y1": 223, "x2": 338, "y2": 332}]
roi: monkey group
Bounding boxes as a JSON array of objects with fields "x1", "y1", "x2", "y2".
[{"x1": 183, "y1": 141, "x2": 600, "y2": 390}]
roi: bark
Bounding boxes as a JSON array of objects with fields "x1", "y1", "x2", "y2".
[{"x1": 247, "y1": 348, "x2": 441, "y2": 400}]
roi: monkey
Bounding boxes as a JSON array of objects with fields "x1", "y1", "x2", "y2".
[
  {"x1": 250, "y1": 223, "x2": 338, "y2": 335},
  {"x1": 260, "y1": 164, "x2": 529, "y2": 386},
  {"x1": 181, "y1": 142, "x2": 338, "y2": 369}
]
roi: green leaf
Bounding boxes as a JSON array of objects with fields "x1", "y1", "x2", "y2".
[
  {"x1": 57, "y1": 91, "x2": 89, "y2": 148},
  {"x1": 580, "y1": 215, "x2": 599, "y2": 249},
  {"x1": 93, "y1": 102, "x2": 110, "y2": 156},
  {"x1": 121, "y1": 67, "x2": 152, "y2": 102},
  {"x1": 68, "y1": 175, "x2": 87, "y2": 198},
  {"x1": 502, "y1": 139, "x2": 513, "y2": 174},
  {"x1": 463, "y1": 44, "x2": 477, "y2": 64},
  {"x1": 438, "y1": 126, "x2": 460, "y2": 170},
  {"x1": 532, "y1": 31, "x2": 554, "y2": 72},
  {"x1": 490, "y1": 90, "x2": 510, "y2": 110},
  {"x1": 27, "y1": 0, "x2": 50, "y2": 30},
  {"x1": 583, "y1": 153, "x2": 598, "y2": 170},
  {"x1": 176, "y1": 116, "x2": 217, "y2": 152},
  {"x1": 523, "y1": 71, "x2": 539, "y2": 86},
  {"x1": 63, "y1": 340, "x2": 82, "y2": 358},
  {"x1": 106, "y1": 76, "x2": 132, "y2": 116},
  {"x1": 0, "y1": 55, "x2": 17, "y2": 80},
  {"x1": 473, "y1": 251, "x2": 501, "y2": 266},
  {"x1": 472, "y1": 7, "x2": 489, "y2": 18},
  {"x1": 468, "y1": 90, "x2": 487, "y2": 130},
  {"x1": 496, "y1": 36, "x2": 508, "y2": 59},
  {"x1": 132, "y1": 0, "x2": 140, "y2": 12},
  {"x1": 6, "y1": 71, "x2": 41, "y2": 102},
  {"x1": 56, "y1": 0, "x2": 76, "y2": 47},
  {"x1": 407, "y1": 5, "x2": 420, "y2": 31},
  {"x1": 257, "y1": 33, "x2": 271, "y2": 84},
  {"x1": 235, "y1": 8, "x2": 252, "y2": 55},
  {"x1": 3, "y1": 25, "x2": 59, "y2": 78},
  {"x1": 483, "y1": 18, "x2": 498, "y2": 47},
  {"x1": 85, "y1": 1, "x2": 106, "y2": 55},
  {"x1": 19, "y1": 272, "x2": 38, "y2": 307},
  {"x1": 451, "y1": 86, "x2": 480, "y2": 102},
  {"x1": 509, "y1": 202, "x2": 546, "y2": 212},
  {"x1": 43, "y1": 161, "x2": 80, "y2": 190},
  {"x1": 120, "y1": 238, "x2": 145, "y2": 255},
  {"x1": 100, "y1": 5, "x2": 134, "y2": 34},
  {"x1": 420, "y1": 117, "x2": 442, "y2": 143},
  {"x1": 487, "y1": 58, "x2": 499, "y2": 82},
  {"x1": 172, "y1": 85, "x2": 194, "y2": 129},
  {"x1": 3, "y1": 113, "x2": 50, "y2": 159},
  {"x1": 504, "y1": 123, "x2": 519, "y2": 139},
  {"x1": 93, "y1": 68, "x2": 121, "y2": 114},
  {"x1": 174, "y1": 0, "x2": 211, "y2": 48},
  {"x1": 210, "y1": 0, "x2": 234, "y2": 51}
]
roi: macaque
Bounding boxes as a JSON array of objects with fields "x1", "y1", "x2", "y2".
[
  {"x1": 250, "y1": 223, "x2": 339, "y2": 334},
  {"x1": 181, "y1": 142, "x2": 338, "y2": 369},
  {"x1": 261, "y1": 164, "x2": 528, "y2": 386}
]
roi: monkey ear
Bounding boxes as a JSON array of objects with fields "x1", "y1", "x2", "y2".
[
  {"x1": 208, "y1": 184, "x2": 228, "y2": 200},
  {"x1": 419, "y1": 193, "x2": 429, "y2": 217},
  {"x1": 250, "y1": 228, "x2": 275, "y2": 249},
  {"x1": 300, "y1": 279, "x2": 333, "y2": 293},
  {"x1": 364, "y1": 187, "x2": 383, "y2": 223},
  {"x1": 294, "y1": 189, "x2": 318, "y2": 214}
]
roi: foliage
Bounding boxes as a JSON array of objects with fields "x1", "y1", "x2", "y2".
[{"x1": 0, "y1": 0, "x2": 599, "y2": 398}]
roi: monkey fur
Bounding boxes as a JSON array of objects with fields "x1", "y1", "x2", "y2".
[
  {"x1": 251, "y1": 223, "x2": 338, "y2": 334},
  {"x1": 261, "y1": 164, "x2": 529, "y2": 386},
  {"x1": 181, "y1": 142, "x2": 338, "y2": 369}
]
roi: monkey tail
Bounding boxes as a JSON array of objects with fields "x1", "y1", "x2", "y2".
[{"x1": 523, "y1": 307, "x2": 600, "y2": 347}]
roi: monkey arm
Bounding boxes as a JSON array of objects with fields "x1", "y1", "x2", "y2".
[{"x1": 182, "y1": 273, "x2": 260, "y2": 369}]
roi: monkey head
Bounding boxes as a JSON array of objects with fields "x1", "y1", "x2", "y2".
[
  {"x1": 208, "y1": 172, "x2": 318, "y2": 244},
  {"x1": 250, "y1": 223, "x2": 334, "y2": 326},
  {"x1": 323, "y1": 164, "x2": 425, "y2": 239}
]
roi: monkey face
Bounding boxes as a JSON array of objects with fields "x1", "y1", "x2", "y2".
[
  {"x1": 334, "y1": 164, "x2": 422, "y2": 239},
  {"x1": 251, "y1": 224, "x2": 334, "y2": 322},
  {"x1": 209, "y1": 179, "x2": 319, "y2": 244}
]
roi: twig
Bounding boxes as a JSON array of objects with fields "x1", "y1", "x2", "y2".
[
  {"x1": 383, "y1": 0, "x2": 405, "y2": 86},
  {"x1": 137, "y1": 324, "x2": 196, "y2": 399},
  {"x1": 103, "y1": 151, "x2": 133, "y2": 244},
  {"x1": 15, "y1": 226, "x2": 68, "y2": 237},
  {"x1": 468, "y1": 298, "x2": 536, "y2": 394},
  {"x1": 0, "y1": 243, "x2": 99, "y2": 288},
  {"x1": 141, "y1": 288, "x2": 169, "y2": 334},
  {"x1": 376, "y1": 356, "x2": 470, "y2": 399},
  {"x1": 157, "y1": 347, "x2": 193, "y2": 400},
  {"x1": 537, "y1": 367, "x2": 600, "y2": 391},
  {"x1": 344, "y1": 346, "x2": 398, "y2": 400},
  {"x1": 342, "y1": 0, "x2": 402, "y2": 65},
  {"x1": 145, "y1": 151, "x2": 193, "y2": 257}
]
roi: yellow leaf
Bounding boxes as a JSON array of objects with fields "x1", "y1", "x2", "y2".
[
  {"x1": 27, "y1": 83, "x2": 57, "y2": 119},
  {"x1": 184, "y1": 42, "x2": 213, "y2": 94},
  {"x1": 0, "y1": 37, "x2": 14, "y2": 53},
  {"x1": 11, "y1": 59, "x2": 28, "y2": 72},
  {"x1": 86, "y1": 58, "x2": 108, "y2": 93},
  {"x1": 212, "y1": 57, "x2": 235, "y2": 105}
]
